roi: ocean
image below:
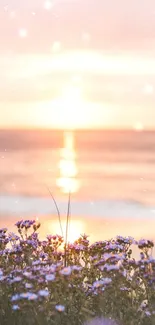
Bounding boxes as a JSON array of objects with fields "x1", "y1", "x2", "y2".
[{"x1": 0, "y1": 129, "x2": 155, "y2": 243}]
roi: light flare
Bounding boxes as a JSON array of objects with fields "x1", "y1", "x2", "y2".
[
  {"x1": 18, "y1": 28, "x2": 28, "y2": 38},
  {"x1": 52, "y1": 220, "x2": 84, "y2": 243},
  {"x1": 44, "y1": 0, "x2": 54, "y2": 10}
]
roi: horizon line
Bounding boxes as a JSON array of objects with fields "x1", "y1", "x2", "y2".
[{"x1": 0, "y1": 127, "x2": 155, "y2": 132}]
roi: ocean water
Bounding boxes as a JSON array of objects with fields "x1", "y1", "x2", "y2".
[{"x1": 0, "y1": 129, "x2": 155, "y2": 242}]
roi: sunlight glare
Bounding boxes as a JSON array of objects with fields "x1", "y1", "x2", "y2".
[
  {"x1": 62, "y1": 85, "x2": 82, "y2": 102},
  {"x1": 51, "y1": 41, "x2": 61, "y2": 53},
  {"x1": 52, "y1": 220, "x2": 84, "y2": 243},
  {"x1": 19, "y1": 28, "x2": 28, "y2": 38},
  {"x1": 44, "y1": 0, "x2": 53, "y2": 10},
  {"x1": 144, "y1": 84, "x2": 154, "y2": 94},
  {"x1": 56, "y1": 132, "x2": 80, "y2": 194},
  {"x1": 134, "y1": 122, "x2": 144, "y2": 132},
  {"x1": 48, "y1": 84, "x2": 88, "y2": 129}
]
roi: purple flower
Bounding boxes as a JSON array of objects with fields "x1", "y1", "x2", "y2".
[
  {"x1": 15, "y1": 220, "x2": 23, "y2": 228},
  {"x1": 27, "y1": 239, "x2": 38, "y2": 248},
  {"x1": 0, "y1": 228, "x2": 7, "y2": 234},
  {"x1": 25, "y1": 283, "x2": 33, "y2": 289},
  {"x1": 138, "y1": 239, "x2": 154, "y2": 249},
  {"x1": 23, "y1": 272, "x2": 32, "y2": 278},
  {"x1": 40, "y1": 252, "x2": 48, "y2": 259},
  {"x1": 12, "y1": 305, "x2": 20, "y2": 311},
  {"x1": 47, "y1": 235, "x2": 53, "y2": 241},
  {"x1": 28, "y1": 293, "x2": 38, "y2": 301},
  {"x1": 55, "y1": 305, "x2": 65, "y2": 312},
  {"x1": 8, "y1": 232, "x2": 20, "y2": 242},
  {"x1": 38, "y1": 289, "x2": 49, "y2": 297},
  {"x1": 0, "y1": 276, "x2": 5, "y2": 281},
  {"x1": 11, "y1": 276, "x2": 22, "y2": 283},
  {"x1": 72, "y1": 265, "x2": 82, "y2": 272},
  {"x1": 22, "y1": 220, "x2": 35, "y2": 229},
  {"x1": 145, "y1": 311, "x2": 151, "y2": 317},
  {"x1": 93, "y1": 280, "x2": 104, "y2": 289},
  {"x1": 104, "y1": 264, "x2": 120, "y2": 272},
  {"x1": 11, "y1": 294, "x2": 20, "y2": 302},
  {"x1": 60, "y1": 266, "x2": 72, "y2": 276},
  {"x1": 45, "y1": 274, "x2": 55, "y2": 281},
  {"x1": 32, "y1": 260, "x2": 41, "y2": 266},
  {"x1": 20, "y1": 292, "x2": 38, "y2": 300},
  {"x1": 101, "y1": 277, "x2": 112, "y2": 285}
]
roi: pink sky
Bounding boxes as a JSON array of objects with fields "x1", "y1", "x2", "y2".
[{"x1": 0, "y1": 0, "x2": 155, "y2": 129}]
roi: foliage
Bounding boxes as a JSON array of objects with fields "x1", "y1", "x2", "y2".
[{"x1": 0, "y1": 220, "x2": 155, "y2": 325}]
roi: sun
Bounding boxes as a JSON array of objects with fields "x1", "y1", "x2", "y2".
[
  {"x1": 31, "y1": 82, "x2": 105, "y2": 129},
  {"x1": 48, "y1": 84, "x2": 89, "y2": 129},
  {"x1": 62, "y1": 85, "x2": 81, "y2": 102},
  {"x1": 52, "y1": 220, "x2": 84, "y2": 243}
]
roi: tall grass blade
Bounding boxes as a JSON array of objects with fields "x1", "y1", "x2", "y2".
[{"x1": 46, "y1": 185, "x2": 63, "y2": 238}]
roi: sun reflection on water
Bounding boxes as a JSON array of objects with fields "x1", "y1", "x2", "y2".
[{"x1": 56, "y1": 131, "x2": 80, "y2": 194}]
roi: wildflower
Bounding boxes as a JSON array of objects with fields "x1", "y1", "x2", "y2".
[
  {"x1": 15, "y1": 220, "x2": 23, "y2": 228},
  {"x1": 101, "y1": 277, "x2": 112, "y2": 285},
  {"x1": 32, "y1": 260, "x2": 41, "y2": 266},
  {"x1": 31, "y1": 232, "x2": 38, "y2": 240},
  {"x1": 12, "y1": 276, "x2": 22, "y2": 283},
  {"x1": 139, "y1": 300, "x2": 148, "y2": 310},
  {"x1": 102, "y1": 253, "x2": 113, "y2": 261},
  {"x1": 92, "y1": 277, "x2": 111, "y2": 288},
  {"x1": 20, "y1": 292, "x2": 31, "y2": 299},
  {"x1": 20, "y1": 292, "x2": 37, "y2": 300},
  {"x1": 72, "y1": 265, "x2": 82, "y2": 272},
  {"x1": 60, "y1": 266, "x2": 72, "y2": 276},
  {"x1": 107, "y1": 243, "x2": 124, "y2": 251},
  {"x1": 25, "y1": 283, "x2": 33, "y2": 289},
  {"x1": 93, "y1": 280, "x2": 104, "y2": 289},
  {"x1": 11, "y1": 294, "x2": 20, "y2": 302},
  {"x1": 145, "y1": 311, "x2": 151, "y2": 316},
  {"x1": 104, "y1": 264, "x2": 120, "y2": 272},
  {"x1": 12, "y1": 305, "x2": 20, "y2": 311},
  {"x1": 40, "y1": 252, "x2": 48, "y2": 259},
  {"x1": 8, "y1": 232, "x2": 20, "y2": 241},
  {"x1": 47, "y1": 235, "x2": 55, "y2": 241},
  {"x1": 116, "y1": 235, "x2": 134, "y2": 245},
  {"x1": 28, "y1": 293, "x2": 38, "y2": 301},
  {"x1": 0, "y1": 228, "x2": 7, "y2": 234},
  {"x1": 27, "y1": 239, "x2": 38, "y2": 248},
  {"x1": 49, "y1": 265, "x2": 56, "y2": 272},
  {"x1": 45, "y1": 274, "x2": 55, "y2": 281},
  {"x1": 138, "y1": 239, "x2": 154, "y2": 249},
  {"x1": 38, "y1": 289, "x2": 49, "y2": 297},
  {"x1": 23, "y1": 272, "x2": 32, "y2": 278},
  {"x1": 22, "y1": 220, "x2": 35, "y2": 229},
  {"x1": 55, "y1": 305, "x2": 65, "y2": 312}
]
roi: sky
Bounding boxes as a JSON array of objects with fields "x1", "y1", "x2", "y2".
[{"x1": 1, "y1": 0, "x2": 155, "y2": 129}]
